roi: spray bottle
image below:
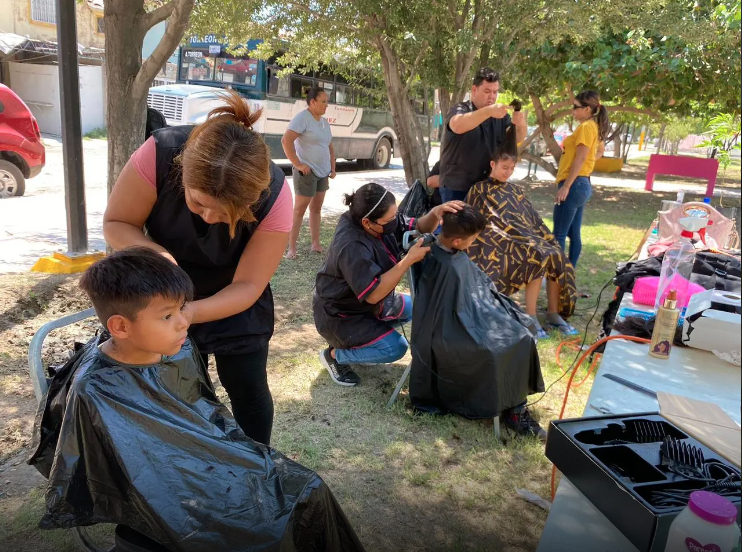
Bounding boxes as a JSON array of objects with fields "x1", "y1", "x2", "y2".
[{"x1": 654, "y1": 216, "x2": 709, "y2": 313}]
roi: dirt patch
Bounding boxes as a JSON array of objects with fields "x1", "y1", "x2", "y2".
[{"x1": 0, "y1": 273, "x2": 97, "y2": 465}]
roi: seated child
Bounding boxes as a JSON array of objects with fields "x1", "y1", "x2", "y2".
[
  {"x1": 409, "y1": 206, "x2": 547, "y2": 440},
  {"x1": 29, "y1": 247, "x2": 364, "y2": 552},
  {"x1": 467, "y1": 124, "x2": 579, "y2": 338}
]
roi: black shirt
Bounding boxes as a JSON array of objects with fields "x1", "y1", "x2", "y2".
[
  {"x1": 146, "y1": 126, "x2": 285, "y2": 355},
  {"x1": 313, "y1": 211, "x2": 411, "y2": 349},
  {"x1": 439, "y1": 101, "x2": 511, "y2": 193}
]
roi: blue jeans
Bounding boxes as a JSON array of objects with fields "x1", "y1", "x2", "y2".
[
  {"x1": 335, "y1": 294, "x2": 412, "y2": 365},
  {"x1": 439, "y1": 187, "x2": 469, "y2": 203},
  {"x1": 553, "y1": 176, "x2": 592, "y2": 266}
]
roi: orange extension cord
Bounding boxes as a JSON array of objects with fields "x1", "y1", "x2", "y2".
[{"x1": 550, "y1": 334, "x2": 651, "y2": 501}]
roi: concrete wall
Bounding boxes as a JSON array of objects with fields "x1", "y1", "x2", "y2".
[
  {"x1": 8, "y1": 62, "x2": 104, "y2": 136},
  {"x1": 0, "y1": 0, "x2": 104, "y2": 50}
]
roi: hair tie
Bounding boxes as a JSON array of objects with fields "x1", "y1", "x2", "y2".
[{"x1": 363, "y1": 190, "x2": 389, "y2": 220}]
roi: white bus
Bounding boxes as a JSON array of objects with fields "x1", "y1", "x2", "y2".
[{"x1": 147, "y1": 36, "x2": 432, "y2": 169}]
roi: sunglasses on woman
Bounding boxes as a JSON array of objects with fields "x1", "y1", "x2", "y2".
[{"x1": 572, "y1": 103, "x2": 588, "y2": 110}]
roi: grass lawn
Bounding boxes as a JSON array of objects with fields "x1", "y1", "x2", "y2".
[{"x1": 1, "y1": 180, "x2": 738, "y2": 551}]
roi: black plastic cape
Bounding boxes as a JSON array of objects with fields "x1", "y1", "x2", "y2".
[
  {"x1": 28, "y1": 335, "x2": 365, "y2": 552},
  {"x1": 409, "y1": 245, "x2": 545, "y2": 419}
]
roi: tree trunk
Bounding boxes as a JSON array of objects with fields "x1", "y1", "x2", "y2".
[
  {"x1": 105, "y1": 0, "x2": 195, "y2": 195},
  {"x1": 376, "y1": 36, "x2": 427, "y2": 183},
  {"x1": 622, "y1": 123, "x2": 633, "y2": 162},
  {"x1": 656, "y1": 123, "x2": 666, "y2": 154},
  {"x1": 614, "y1": 132, "x2": 623, "y2": 158},
  {"x1": 105, "y1": 1, "x2": 147, "y2": 195},
  {"x1": 439, "y1": 87, "x2": 451, "y2": 126},
  {"x1": 478, "y1": 42, "x2": 491, "y2": 71},
  {"x1": 530, "y1": 93, "x2": 562, "y2": 163}
]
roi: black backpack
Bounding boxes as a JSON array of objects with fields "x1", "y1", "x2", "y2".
[{"x1": 145, "y1": 107, "x2": 168, "y2": 141}]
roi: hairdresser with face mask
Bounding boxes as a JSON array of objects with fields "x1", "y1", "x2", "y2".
[
  {"x1": 103, "y1": 91, "x2": 293, "y2": 446},
  {"x1": 313, "y1": 183, "x2": 463, "y2": 386}
]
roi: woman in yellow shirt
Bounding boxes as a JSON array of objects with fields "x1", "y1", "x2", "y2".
[{"x1": 553, "y1": 90, "x2": 609, "y2": 266}]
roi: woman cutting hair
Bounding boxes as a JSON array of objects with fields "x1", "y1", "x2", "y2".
[
  {"x1": 313, "y1": 183, "x2": 463, "y2": 386},
  {"x1": 103, "y1": 90, "x2": 293, "y2": 446},
  {"x1": 553, "y1": 90, "x2": 609, "y2": 267}
]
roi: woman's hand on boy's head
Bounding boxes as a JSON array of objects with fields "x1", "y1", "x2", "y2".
[{"x1": 433, "y1": 201, "x2": 465, "y2": 223}]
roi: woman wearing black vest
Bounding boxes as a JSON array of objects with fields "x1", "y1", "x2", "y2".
[{"x1": 103, "y1": 91, "x2": 293, "y2": 445}]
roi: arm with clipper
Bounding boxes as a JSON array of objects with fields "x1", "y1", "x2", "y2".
[{"x1": 365, "y1": 239, "x2": 429, "y2": 304}]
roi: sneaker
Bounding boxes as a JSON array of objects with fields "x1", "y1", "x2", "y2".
[
  {"x1": 319, "y1": 348, "x2": 360, "y2": 387},
  {"x1": 503, "y1": 405, "x2": 547, "y2": 442}
]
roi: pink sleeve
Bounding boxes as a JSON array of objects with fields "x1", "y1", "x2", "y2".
[
  {"x1": 256, "y1": 179, "x2": 293, "y2": 232},
  {"x1": 128, "y1": 137, "x2": 157, "y2": 189}
]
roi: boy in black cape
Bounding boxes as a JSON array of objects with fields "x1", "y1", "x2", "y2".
[
  {"x1": 409, "y1": 206, "x2": 547, "y2": 440},
  {"x1": 29, "y1": 247, "x2": 365, "y2": 552}
]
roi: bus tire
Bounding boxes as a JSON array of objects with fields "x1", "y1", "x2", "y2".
[{"x1": 370, "y1": 137, "x2": 392, "y2": 170}]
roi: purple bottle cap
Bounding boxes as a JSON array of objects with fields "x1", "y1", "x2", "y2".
[{"x1": 688, "y1": 491, "x2": 738, "y2": 526}]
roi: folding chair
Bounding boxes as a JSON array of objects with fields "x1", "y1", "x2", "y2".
[{"x1": 385, "y1": 232, "x2": 501, "y2": 440}]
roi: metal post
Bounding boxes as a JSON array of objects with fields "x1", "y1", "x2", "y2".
[{"x1": 56, "y1": 0, "x2": 88, "y2": 253}]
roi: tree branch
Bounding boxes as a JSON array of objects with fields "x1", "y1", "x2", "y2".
[
  {"x1": 518, "y1": 126, "x2": 541, "y2": 153},
  {"x1": 142, "y1": 0, "x2": 175, "y2": 31},
  {"x1": 404, "y1": 40, "x2": 428, "y2": 94},
  {"x1": 520, "y1": 151, "x2": 557, "y2": 177},
  {"x1": 551, "y1": 105, "x2": 661, "y2": 122},
  {"x1": 134, "y1": 0, "x2": 195, "y2": 99}
]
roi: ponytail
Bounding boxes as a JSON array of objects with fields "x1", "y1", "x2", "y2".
[
  {"x1": 492, "y1": 124, "x2": 519, "y2": 163},
  {"x1": 181, "y1": 89, "x2": 270, "y2": 238},
  {"x1": 575, "y1": 90, "x2": 610, "y2": 142},
  {"x1": 595, "y1": 104, "x2": 610, "y2": 143}
]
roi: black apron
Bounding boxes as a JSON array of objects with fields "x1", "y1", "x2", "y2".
[
  {"x1": 313, "y1": 211, "x2": 412, "y2": 349},
  {"x1": 146, "y1": 126, "x2": 285, "y2": 355}
]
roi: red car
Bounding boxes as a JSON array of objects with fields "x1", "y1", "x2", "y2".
[{"x1": 0, "y1": 84, "x2": 45, "y2": 198}]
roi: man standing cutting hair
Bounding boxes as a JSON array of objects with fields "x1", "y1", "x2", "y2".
[{"x1": 438, "y1": 67, "x2": 527, "y2": 202}]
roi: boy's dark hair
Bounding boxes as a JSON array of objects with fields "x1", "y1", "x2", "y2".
[
  {"x1": 473, "y1": 67, "x2": 500, "y2": 87},
  {"x1": 80, "y1": 247, "x2": 194, "y2": 326},
  {"x1": 441, "y1": 205, "x2": 487, "y2": 239}
]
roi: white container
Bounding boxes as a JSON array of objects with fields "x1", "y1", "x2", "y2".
[{"x1": 664, "y1": 491, "x2": 740, "y2": 552}]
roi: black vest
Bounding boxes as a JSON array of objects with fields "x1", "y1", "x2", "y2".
[{"x1": 146, "y1": 126, "x2": 285, "y2": 354}]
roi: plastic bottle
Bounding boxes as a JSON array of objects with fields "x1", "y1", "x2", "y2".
[
  {"x1": 663, "y1": 491, "x2": 740, "y2": 552},
  {"x1": 655, "y1": 216, "x2": 709, "y2": 312},
  {"x1": 649, "y1": 290, "x2": 679, "y2": 359}
]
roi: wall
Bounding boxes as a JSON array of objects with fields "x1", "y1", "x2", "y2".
[
  {"x1": 8, "y1": 62, "x2": 104, "y2": 135},
  {"x1": 0, "y1": 0, "x2": 105, "y2": 50},
  {"x1": 79, "y1": 65, "x2": 105, "y2": 133},
  {"x1": 8, "y1": 62, "x2": 61, "y2": 135}
]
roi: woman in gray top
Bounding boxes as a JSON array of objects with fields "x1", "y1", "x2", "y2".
[{"x1": 282, "y1": 87, "x2": 336, "y2": 259}]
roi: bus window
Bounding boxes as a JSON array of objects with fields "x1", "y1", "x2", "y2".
[
  {"x1": 181, "y1": 48, "x2": 214, "y2": 81},
  {"x1": 215, "y1": 56, "x2": 258, "y2": 86},
  {"x1": 318, "y1": 80, "x2": 335, "y2": 102},
  {"x1": 268, "y1": 71, "x2": 290, "y2": 97},
  {"x1": 290, "y1": 76, "x2": 314, "y2": 99},
  {"x1": 336, "y1": 85, "x2": 350, "y2": 105}
]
